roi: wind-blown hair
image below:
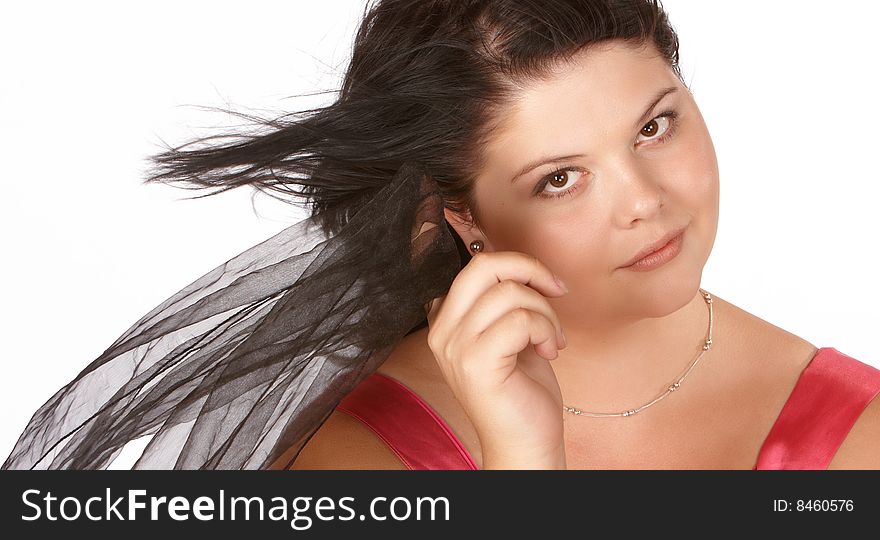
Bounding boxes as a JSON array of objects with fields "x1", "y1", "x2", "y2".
[{"x1": 145, "y1": 0, "x2": 682, "y2": 265}]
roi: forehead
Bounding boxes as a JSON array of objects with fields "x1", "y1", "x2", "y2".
[{"x1": 484, "y1": 41, "x2": 680, "y2": 161}]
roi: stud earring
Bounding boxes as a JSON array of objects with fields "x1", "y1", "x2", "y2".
[{"x1": 469, "y1": 240, "x2": 484, "y2": 253}]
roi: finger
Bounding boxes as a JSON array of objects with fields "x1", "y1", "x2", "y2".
[
  {"x1": 458, "y1": 279, "x2": 566, "y2": 350},
  {"x1": 473, "y1": 308, "x2": 561, "y2": 375},
  {"x1": 439, "y1": 251, "x2": 568, "y2": 333}
]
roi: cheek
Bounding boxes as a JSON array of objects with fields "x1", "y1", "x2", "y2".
[
  {"x1": 666, "y1": 128, "x2": 719, "y2": 214},
  {"x1": 510, "y1": 213, "x2": 611, "y2": 279},
  {"x1": 663, "y1": 127, "x2": 721, "y2": 262}
]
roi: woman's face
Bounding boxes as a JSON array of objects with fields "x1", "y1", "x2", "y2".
[{"x1": 446, "y1": 40, "x2": 720, "y2": 326}]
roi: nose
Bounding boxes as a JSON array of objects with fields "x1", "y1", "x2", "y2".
[{"x1": 611, "y1": 158, "x2": 664, "y2": 228}]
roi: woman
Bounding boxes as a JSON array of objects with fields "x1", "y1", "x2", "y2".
[
  {"x1": 282, "y1": 0, "x2": 880, "y2": 470},
  {"x1": 4, "y1": 0, "x2": 879, "y2": 470}
]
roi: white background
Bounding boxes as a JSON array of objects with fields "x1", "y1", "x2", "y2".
[{"x1": 2, "y1": 0, "x2": 878, "y2": 466}]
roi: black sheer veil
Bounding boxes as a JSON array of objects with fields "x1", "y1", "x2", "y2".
[{"x1": 2, "y1": 161, "x2": 461, "y2": 470}]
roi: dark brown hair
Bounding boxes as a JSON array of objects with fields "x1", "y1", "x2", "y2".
[{"x1": 144, "y1": 0, "x2": 682, "y2": 265}]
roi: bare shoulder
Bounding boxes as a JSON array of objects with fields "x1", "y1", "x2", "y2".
[
  {"x1": 376, "y1": 325, "x2": 443, "y2": 385},
  {"x1": 828, "y1": 392, "x2": 880, "y2": 469},
  {"x1": 716, "y1": 294, "x2": 880, "y2": 469},
  {"x1": 376, "y1": 325, "x2": 484, "y2": 466},
  {"x1": 712, "y1": 294, "x2": 819, "y2": 376},
  {"x1": 287, "y1": 410, "x2": 408, "y2": 470},
  {"x1": 286, "y1": 324, "x2": 474, "y2": 470}
]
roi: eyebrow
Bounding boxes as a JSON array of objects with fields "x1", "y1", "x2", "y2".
[{"x1": 510, "y1": 86, "x2": 680, "y2": 184}]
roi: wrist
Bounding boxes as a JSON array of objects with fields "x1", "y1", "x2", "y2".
[{"x1": 480, "y1": 445, "x2": 567, "y2": 470}]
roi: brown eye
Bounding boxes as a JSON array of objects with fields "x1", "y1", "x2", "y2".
[
  {"x1": 548, "y1": 170, "x2": 570, "y2": 189},
  {"x1": 535, "y1": 167, "x2": 587, "y2": 199},
  {"x1": 636, "y1": 111, "x2": 678, "y2": 144},
  {"x1": 641, "y1": 118, "x2": 661, "y2": 137}
]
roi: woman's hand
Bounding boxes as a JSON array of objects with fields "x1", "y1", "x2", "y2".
[{"x1": 424, "y1": 251, "x2": 570, "y2": 469}]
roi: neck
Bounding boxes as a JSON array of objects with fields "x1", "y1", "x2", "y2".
[{"x1": 548, "y1": 287, "x2": 711, "y2": 412}]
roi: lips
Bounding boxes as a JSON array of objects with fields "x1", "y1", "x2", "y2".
[{"x1": 619, "y1": 226, "x2": 687, "y2": 269}]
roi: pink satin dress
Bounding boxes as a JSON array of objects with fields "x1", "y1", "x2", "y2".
[{"x1": 335, "y1": 347, "x2": 880, "y2": 470}]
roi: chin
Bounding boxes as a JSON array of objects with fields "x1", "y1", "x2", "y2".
[{"x1": 620, "y1": 254, "x2": 706, "y2": 319}]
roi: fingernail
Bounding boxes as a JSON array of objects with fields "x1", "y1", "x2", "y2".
[
  {"x1": 554, "y1": 274, "x2": 569, "y2": 293},
  {"x1": 559, "y1": 327, "x2": 567, "y2": 348}
]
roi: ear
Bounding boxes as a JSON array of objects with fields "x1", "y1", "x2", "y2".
[{"x1": 443, "y1": 206, "x2": 491, "y2": 252}]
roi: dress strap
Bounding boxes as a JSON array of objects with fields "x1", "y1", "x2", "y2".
[
  {"x1": 335, "y1": 372, "x2": 479, "y2": 470},
  {"x1": 754, "y1": 347, "x2": 880, "y2": 469}
]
